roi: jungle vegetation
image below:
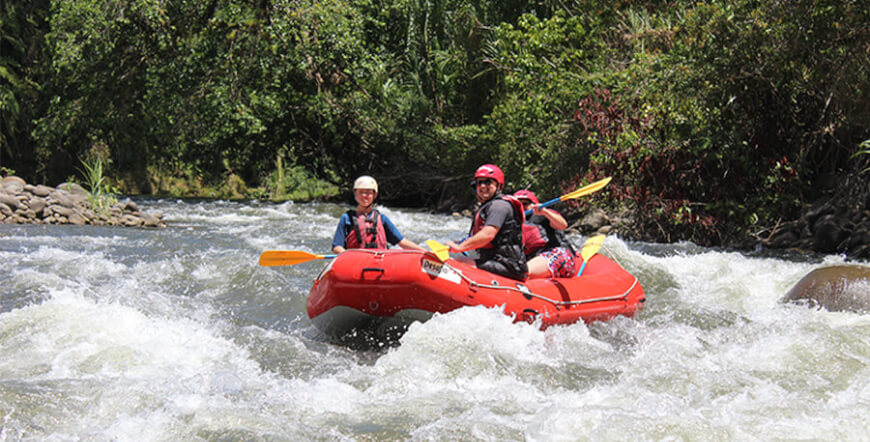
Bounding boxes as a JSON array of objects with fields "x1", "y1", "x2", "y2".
[{"x1": 1, "y1": 0, "x2": 868, "y2": 245}]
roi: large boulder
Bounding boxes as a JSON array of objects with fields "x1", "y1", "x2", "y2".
[
  {"x1": 0, "y1": 193, "x2": 21, "y2": 210},
  {"x1": 56, "y1": 182, "x2": 89, "y2": 197},
  {"x1": 2, "y1": 176, "x2": 25, "y2": 193},
  {"x1": 782, "y1": 265, "x2": 870, "y2": 313}
]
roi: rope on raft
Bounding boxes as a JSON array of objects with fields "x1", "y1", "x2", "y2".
[{"x1": 353, "y1": 248, "x2": 638, "y2": 307}]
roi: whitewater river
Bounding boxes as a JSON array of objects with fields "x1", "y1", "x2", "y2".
[{"x1": 2, "y1": 198, "x2": 870, "y2": 440}]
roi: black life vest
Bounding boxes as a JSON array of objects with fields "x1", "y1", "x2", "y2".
[{"x1": 470, "y1": 194, "x2": 527, "y2": 279}]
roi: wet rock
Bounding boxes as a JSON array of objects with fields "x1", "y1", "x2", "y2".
[
  {"x1": 0, "y1": 177, "x2": 166, "y2": 228},
  {"x1": 580, "y1": 209, "x2": 610, "y2": 232},
  {"x1": 142, "y1": 213, "x2": 162, "y2": 227},
  {"x1": 56, "y1": 182, "x2": 89, "y2": 197},
  {"x1": 2, "y1": 176, "x2": 25, "y2": 193},
  {"x1": 596, "y1": 225, "x2": 613, "y2": 235},
  {"x1": 812, "y1": 214, "x2": 848, "y2": 253},
  {"x1": 49, "y1": 191, "x2": 79, "y2": 209},
  {"x1": 31, "y1": 185, "x2": 54, "y2": 197},
  {"x1": 27, "y1": 196, "x2": 47, "y2": 215},
  {"x1": 121, "y1": 214, "x2": 143, "y2": 226},
  {"x1": 0, "y1": 193, "x2": 21, "y2": 210},
  {"x1": 782, "y1": 265, "x2": 870, "y2": 313},
  {"x1": 50, "y1": 205, "x2": 75, "y2": 217},
  {"x1": 68, "y1": 211, "x2": 88, "y2": 225}
]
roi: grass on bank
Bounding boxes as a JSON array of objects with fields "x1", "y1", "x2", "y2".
[{"x1": 77, "y1": 145, "x2": 119, "y2": 214}]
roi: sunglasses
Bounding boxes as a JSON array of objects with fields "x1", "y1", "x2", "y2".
[{"x1": 474, "y1": 179, "x2": 497, "y2": 187}]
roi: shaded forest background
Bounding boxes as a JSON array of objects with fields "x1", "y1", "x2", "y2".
[{"x1": 2, "y1": 0, "x2": 869, "y2": 248}]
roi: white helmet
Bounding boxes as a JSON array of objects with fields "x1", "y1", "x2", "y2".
[{"x1": 353, "y1": 175, "x2": 378, "y2": 193}]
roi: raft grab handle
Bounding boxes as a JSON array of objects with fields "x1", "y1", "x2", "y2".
[{"x1": 361, "y1": 267, "x2": 385, "y2": 280}]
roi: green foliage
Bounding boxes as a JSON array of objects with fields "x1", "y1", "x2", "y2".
[
  {"x1": 264, "y1": 162, "x2": 339, "y2": 202},
  {"x1": 481, "y1": 10, "x2": 611, "y2": 192},
  {"x1": 5, "y1": 0, "x2": 870, "y2": 246},
  {"x1": 0, "y1": 0, "x2": 49, "y2": 175},
  {"x1": 77, "y1": 139, "x2": 118, "y2": 214},
  {"x1": 853, "y1": 139, "x2": 870, "y2": 175}
]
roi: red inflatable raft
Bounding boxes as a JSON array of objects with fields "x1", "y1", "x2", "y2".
[{"x1": 307, "y1": 249, "x2": 645, "y2": 339}]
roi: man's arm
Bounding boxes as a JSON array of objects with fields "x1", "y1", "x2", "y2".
[
  {"x1": 332, "y1": 214, "x2": 350, "y2": 253},
  {"x1": 446, "y1": 226, "x2": 498, "y2": 253},
  {"x1": 532, "y1": 205, "x2": 568, "y2": 230}
]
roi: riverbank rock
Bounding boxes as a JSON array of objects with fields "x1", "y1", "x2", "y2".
[
  {"x1": 0, "y1": 176, "x2": 166, "y2": 228},
  {"x1": 757, "y1": 171, "x2": 870, "y2": 259},
  {"x1": 781, "y1": 265, "x2": 870, "y2": 313}
]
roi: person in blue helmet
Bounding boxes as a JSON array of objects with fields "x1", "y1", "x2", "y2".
[
  {"x1": 332, "y1": 175, "x2": 425, "y2": 254},
  {"x1": 445, "y1": 164, "x2": 528, "y2": 280}
]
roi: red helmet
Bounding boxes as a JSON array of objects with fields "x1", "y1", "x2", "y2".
[
  {"x1": 474, "y1": 164, "x2": 504, "y2": 186},
  {"x1": 513, "y1": 189, "x2": 539, "y2": 205}
]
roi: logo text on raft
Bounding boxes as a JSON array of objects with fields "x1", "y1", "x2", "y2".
[{"x1": 421, "y1": 259, "x2": 461, "y2": 284}]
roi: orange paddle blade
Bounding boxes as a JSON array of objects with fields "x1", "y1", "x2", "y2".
[{"x1": 258, "y1": 250, "x2": 336, "y2": 267}]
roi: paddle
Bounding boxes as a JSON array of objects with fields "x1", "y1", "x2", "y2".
[
  {"x1": 576, "y1": 234, "x2": 605, "y2": 276},
  {"x1": 426, "y1": 240, "x2": 451, "y2": 261},
  {"x1": 258, "y1": 250, "x2": 337, "y2": 267},
  {"x1": 524, "y1": 177, "x2": 612, "y2": 217}
]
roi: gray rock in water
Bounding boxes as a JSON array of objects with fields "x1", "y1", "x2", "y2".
[
  {"x1": 1, "y1": 177, "x2": 166, "y2": 228},
  {"x1": 581, "y1": 209, "x2": 610, "y2": 232},
  {"x1": 68, "y1": 211, "x2": 88, "y2": 225},
  {"x1": 2, "y1": 176, "x2": 25, "y2": 193},
  {"x1": 56, "y1": 182, "x2": 89, "y2": 197},
  {"x1": 0, "y1": 193, "x2": 21, "y2": 210},
  {"x1": 28, "y1": 196, "x2": 47, "y2": 215},
  {"x1": 782, "y1": 265, "x2": 870, "y2": 313},
  {"x1": 31, "y1": 185, "x2": 54, "y2": 197}
]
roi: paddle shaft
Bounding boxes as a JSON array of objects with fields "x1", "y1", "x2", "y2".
[{"x1": 523, "y1": 177, "x2": 611, "y2": 217}]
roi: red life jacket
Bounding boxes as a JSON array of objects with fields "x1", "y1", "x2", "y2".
[
  {"x1": 522, "y1": 213, "x2": 577, "y2": 258},
  {"x1": 521, "y1": 223, "x2": 550, "y2": 256},
  {"x1": 345, "y1": 209, "x2": 388, "y2": 249}
]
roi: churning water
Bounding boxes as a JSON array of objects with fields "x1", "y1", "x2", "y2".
[{"x1": 2, "y1": 199, "x2": 869, "y2": 440}]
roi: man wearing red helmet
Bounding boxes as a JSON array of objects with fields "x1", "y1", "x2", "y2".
[
  {"x1": 514, "y1": 189, "x2": 577, "y2": 278},
  {"x1": 446, "y1": 164, "x2": 528, "y2": 280}
]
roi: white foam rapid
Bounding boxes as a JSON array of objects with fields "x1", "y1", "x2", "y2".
[{"x1": 2, "y1": 198, "x2": 869, "y2": 439}]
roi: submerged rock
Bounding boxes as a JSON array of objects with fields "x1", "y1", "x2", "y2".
[{"x1": 781, "y1": 265, "x2": 870, "y2": 313}]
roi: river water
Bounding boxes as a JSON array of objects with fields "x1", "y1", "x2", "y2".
[{"x1": 2, "y1": 198, "x2": 869, "y2": 440}]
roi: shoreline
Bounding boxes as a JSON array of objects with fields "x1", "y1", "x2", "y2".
[{"x1": 0, "y1": 176, "x2": 166, "y2": 228}]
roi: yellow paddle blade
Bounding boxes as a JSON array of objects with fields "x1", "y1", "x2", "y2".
[
  {"x1": 560, "y1": 177, "x2": 612, "y2": 202},
  {"x1": 258, "y1": 250, "x2": 334, "y2": 267},
  {"x1": 580, "y1": 234, "x2": 606, "y2": 261},
  {"x1": 426, "y1": 240, "x2": 451, "y2": 261}
]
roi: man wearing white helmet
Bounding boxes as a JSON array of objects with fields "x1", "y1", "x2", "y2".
[{"x1": 332, "y1": 175, "x2": 425, "y2": 254}]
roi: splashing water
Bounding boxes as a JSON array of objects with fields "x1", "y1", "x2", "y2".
[{"x1": 2, "y1": 198, "x2": 869, "y2": 439}]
